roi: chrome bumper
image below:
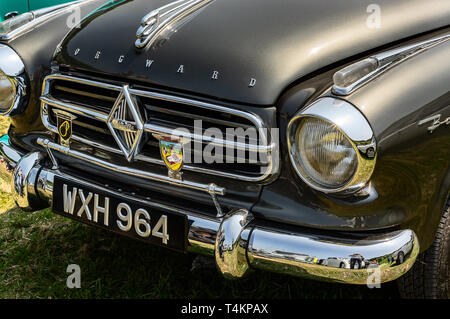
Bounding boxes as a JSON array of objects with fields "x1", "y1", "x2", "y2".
[{"x1": 0, "y1": 135, "x2": 419, "y2": 284}]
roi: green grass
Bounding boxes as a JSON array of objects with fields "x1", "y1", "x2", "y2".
[{"x1": 0, "y1": 117, "x2": 399, "y2": 299}]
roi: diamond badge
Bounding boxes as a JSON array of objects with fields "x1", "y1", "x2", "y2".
[{"x1": 107, "y1": 85, "x2": 145, "y2": 162}]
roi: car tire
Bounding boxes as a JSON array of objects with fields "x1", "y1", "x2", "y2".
[
  {"x1": 339, "y1": 262, "x2": 345, "y2": 269},
  {"x1": 397, "y1": 197, "x2": 450, "y2": 299}
]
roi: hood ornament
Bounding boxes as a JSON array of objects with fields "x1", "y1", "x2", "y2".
[{"x1": 136, "y1": 0, "x2": 213, "y2": 49}]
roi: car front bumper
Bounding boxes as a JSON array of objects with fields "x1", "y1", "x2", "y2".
[{"x1": 0, "y1": 134, "x2": 419, "y2": 284}]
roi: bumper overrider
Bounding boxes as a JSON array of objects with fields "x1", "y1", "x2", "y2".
[{"x1": 0, "y1": 135, "x2": 419, "y2": 284}]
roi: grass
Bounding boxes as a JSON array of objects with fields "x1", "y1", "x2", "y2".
[{"x1": 0, "y1": 117, "x2": 399, "y2": 299}]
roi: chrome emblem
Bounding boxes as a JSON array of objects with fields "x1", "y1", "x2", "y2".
[
  {"x1": 135, "y1": 9, "x2": 160, "y2": 48},
  {"x1": 418, "y1": 114, "x2": 450, "y2": 133},
  {"x1": 107, "y1": 85, "x2": 145, "y2": 162},
  {"x1": 135, "y1": 0, "x2": 213, "y2": 49},
  {"x1": 55, "y1": 110, "x2": 77, "y2": 147},
  {"x1": 153, "y1": 134, "x2": 188, "y2": 180},
  {"x1": 58, "y1": 120, "x2": 71, "y2": 140},
  {"x1": 161, "y1": 139, "x2": 183, "y2": 172}
]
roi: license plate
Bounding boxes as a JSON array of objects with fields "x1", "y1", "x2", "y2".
[{"x1": 52, "y1": 176, "x2": 188, "y2": 252}]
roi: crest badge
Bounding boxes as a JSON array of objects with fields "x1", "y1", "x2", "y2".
[
  {"x1": 55, "y1": 110, "x2": 76, "y2": 147},
  {"x1": 154, "y1": 135, "x2": 187, "y2": 180},
  {"x1": 160, "y1": 139, "x2": 183, "y2": 172}
]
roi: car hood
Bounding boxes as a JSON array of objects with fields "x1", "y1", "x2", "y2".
[{"x1": 54, "y1": 0, "x2": 450, "y2": 105}]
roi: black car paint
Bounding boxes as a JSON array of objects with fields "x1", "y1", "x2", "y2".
[
  {"x1": 2, "y1": 0, "x2": 449, "y2": 253},
  {"x1": 53, "y1": 0, "x2": 450, "y2": 105}
]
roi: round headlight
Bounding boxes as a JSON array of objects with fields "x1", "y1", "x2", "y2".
[
  {"x1": 0, "y1": 72, "x2": 15, "y2": 114},
  {"x1": 288, "y1": 97, "x2": 376, "y2": 193},
  {"x1": 0, "y1": 44, "x2": 26, "y2": 116},
  {"x1": 295, "y1": 117, "x2": 357, "y2": 188}
]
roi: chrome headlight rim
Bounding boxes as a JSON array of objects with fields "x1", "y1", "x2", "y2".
[
  {"x1": 0, "y1": 44, "x2": 27, "y2": 116},
  {"x1": 287, "y1": 97, "x2": 377, "y2": 194}
]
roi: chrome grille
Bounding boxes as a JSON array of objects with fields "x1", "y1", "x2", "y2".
[
  {"x1": 113, "y1": 98, "x2": 138, "y2": 150},
  {"x1": 41, "y1": 73, "x2": 277, "y2": 181}
]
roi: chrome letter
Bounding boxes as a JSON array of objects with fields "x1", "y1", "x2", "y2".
[
  {"x1": 63, "y1": 184, "x2": 77, "y2": 215},
  {"x1": 77, "y1": 189, "x2": 93, "y2": 220},
  {"x1": 93, "y1": 194, "x2": 110, "y2": 226}
]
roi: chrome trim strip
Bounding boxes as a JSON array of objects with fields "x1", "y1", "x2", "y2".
[
  {"x1": 40, "y1": 73, "x2": 277, "y2": 182},
  {"x1": 300, "y1": 97, "x2": 374, "y2": 142},
  {"x1": 333, "y1": 33, "x2": 450, "y2": 96},
  {"x1": 0, "y1": 0, "x2": 97, "y2": 41},
  {"x1": 41, "y1": 95, "x2": 109, "y2": 121},
  {"x1": 53, "y1": 84, "x2": 117, "y2": 102},
  {"x1": 37, "y1": 137, "x2": 225, "y2": 195},
  {"x1": 146, "y1": 103, "x2": 253, "y2": 129}
]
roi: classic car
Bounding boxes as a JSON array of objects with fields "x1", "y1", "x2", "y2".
[
  {"x1": 323, "y1": 258, "x2": 350, "y2": 269},
  {"x1": 0, "y1": 0, "x2": 75, "y2": 21},
  {"x1": 0, "y1": 0, "x2": 449, "y2": 299}
]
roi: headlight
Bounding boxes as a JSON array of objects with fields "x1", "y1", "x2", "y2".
[
  {"x1": 0, "y1": 44, "x2": 26, "y2": 116},
  {"x1": 295, "y1": 117, "x2": 358, "y2": 188},
  {"x1": 288, "y1": 97, "x2": 376, "y2": 193},
  {"x1": 0, "y1": 73, "x2": 15, "y2": 112}
]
